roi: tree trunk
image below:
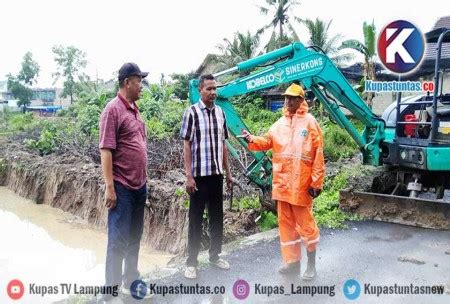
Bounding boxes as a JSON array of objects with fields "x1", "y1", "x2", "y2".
[
  {"x1": 364, "y1": 60, "x2": 375, "y2": 109},
  {"x1": 279, "y1": 21, "x2": 283, "y2": 47}
]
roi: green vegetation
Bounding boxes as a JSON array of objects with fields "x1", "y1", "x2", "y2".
[
  {"x1": 175, "y1": 187, "x2": 185, "y2": 197},
  {"x1": 313, "y1": 166, "x2": 362, "y2": 228},
  {"x1": 23, "y1": 120, "x2": 63, "y2": 155},
  {"x1": 0, "y1": 10, "x2": 373, "y2": 232},
  {"x1": 1, "y1": 82, "x2": 362, "y2": 230},
  {"x1": 257, "y1": 0, "x2": 301, "y2": 51},
  {"x1": 175, "y1": 187, "x2": 190, "y2": 209},
  {"x1": 182, "y1": 200, "x2": 190, "y2": 209},
  {"x1": 8, "y1": 112, "x2": 34, "y2": 131},
  {"x1": 234, "y1": 195, "x2": 260, "y2": 210},
  {"x1": 259, "y1": 210, "x2": 278, "y2": 231},
  {"x1": 52, "y1": 45, "x2": 88, "y2": 104},
  {"x1": 233, "y1": 96, "x2": 280, "y2": 135},
  {"x1": 7, "y1": 52, "x2": 40, "y2": 111},
  {"x1": 217, "y1": 31, "x2": 261, "y2": 72},
  {"x1": 300, "y1": 17, "x2": 353, "y2": 64},
  {"x1": 322, "y1": 121, "x2": 360, "y2": 161},
  {"x1": 1, "y1": 80, "x2": 362, "y2": 230},
  {"x1": 339, "y1": 21, "x2": 377, "y2": 108}
]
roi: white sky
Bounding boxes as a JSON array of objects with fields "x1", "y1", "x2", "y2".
[{"x1": 0, "y1": 0, "x2": 445, "y2": 87}]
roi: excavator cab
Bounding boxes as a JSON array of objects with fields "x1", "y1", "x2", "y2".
[
  {"x1": 377, "y1": 28, "x2": 450, "y2": 194},
  {"x1": 382, "y1": 27, "x2": 450, "y2": 160},
  {"x1": 340, "y1": 28, "x2": 450, "y2": 229}
]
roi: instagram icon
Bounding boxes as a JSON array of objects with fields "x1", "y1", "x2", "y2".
[{"x1": 233, "y1": 279, "x2": 250, "y2": 300}]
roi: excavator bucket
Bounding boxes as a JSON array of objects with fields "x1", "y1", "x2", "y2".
[{"x1": 339, "y1": 190, "x2": 450, "y2": 230}]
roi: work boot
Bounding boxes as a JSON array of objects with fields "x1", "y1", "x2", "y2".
[
  {"x1": 302, "y1": 250, "x2": 317, "y2": 281},
  {"x1": 278, "y1": 261, "x2": 300, "y2": 275}
]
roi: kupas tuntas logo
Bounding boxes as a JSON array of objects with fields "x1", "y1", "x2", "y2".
[{"x1": 378, "y1": 20, "x2": 425, "y2": 74}]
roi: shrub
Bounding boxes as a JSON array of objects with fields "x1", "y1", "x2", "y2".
[
  {"x1": 9, "y1": 113, "x2": 34, "y2": 131},
  {"x1": 235, "y1": 195, "x2": 260, "y2": 210},
  {"x1": 75, "y1": 104, "x2": 101, "y2": 137},
  {"x1": 321, "y1": 119, "x2": 364, "y2": 161},
  {"x1": 24, "y1": 120, "x2": 61, "y2": 155},
  {"x1": 313, "y1": 166, "x2": 361, "y2": 228},
  {"x1": 258, "y1": 211, "x2": 278, "y2": 231}
]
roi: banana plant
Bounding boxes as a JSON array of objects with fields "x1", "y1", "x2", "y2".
[{"x1": 339, "y1": 21, "x2": 377, "y2": 108}]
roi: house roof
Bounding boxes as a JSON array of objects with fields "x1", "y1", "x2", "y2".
[
  {"x1": 421, "y1": 16, "x2": 450, "y2": 72},
  {"x1": 340, "y1": 62, "x2": 386, "y2": 80},
  {"x1": 194, "y1": 54, "x2": 220, "y2": 77}
]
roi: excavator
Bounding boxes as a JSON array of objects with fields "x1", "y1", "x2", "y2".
[{"x1": 188, "y1": 28, "x2": 450, "y2": 230}]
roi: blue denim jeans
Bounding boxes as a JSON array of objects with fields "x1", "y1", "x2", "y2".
[{"x1": 105, "y1": 181, "x2": 147, "y2": 289}]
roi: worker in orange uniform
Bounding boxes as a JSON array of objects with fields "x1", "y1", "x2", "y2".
[{"x1": 241, "y1": 83, "x2": 325, "y2": 280}]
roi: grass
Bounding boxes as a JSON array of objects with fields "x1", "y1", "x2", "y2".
[
  {"x1": 313, "y1": 165, "x2": 363, "y2": 228},
  {"x1": 0, "y1": 131, "x2": 13, "y2": 136},
  {"x1": 321, "y1": 119, "x2": 363, "y2": 162}
]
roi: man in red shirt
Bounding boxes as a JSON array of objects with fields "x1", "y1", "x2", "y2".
[{"x1": 98, "y1": 63, "x2": 149, "y2": 300}]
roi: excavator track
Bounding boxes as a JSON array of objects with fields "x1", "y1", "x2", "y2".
[{"x1": 339, "y1": 190, "x2": 450, "y2": 230}]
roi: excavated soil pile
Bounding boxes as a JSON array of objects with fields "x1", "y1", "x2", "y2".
[{"x1": 337, "y1": 156, "x2": 449, "y2": 230}]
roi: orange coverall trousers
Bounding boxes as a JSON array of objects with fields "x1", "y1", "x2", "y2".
[{"x1": 278, "y1": 200, "x2": 320, "y2": 263}]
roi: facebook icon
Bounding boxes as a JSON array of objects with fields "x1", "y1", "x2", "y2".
[
  {"x1": 130, "y1": 279, "x2": 148, "y2": 300},
  {"x1": 378, "y1": 20, "x2": 425, "y2": 74}
]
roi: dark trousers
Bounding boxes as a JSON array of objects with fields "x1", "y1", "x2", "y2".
[
  {"x1": 186, "y1": 174, "x2": 224, "y2": 267},
  {"x1": 105, "y1": 181, "x2": 147, "y2": 289}
]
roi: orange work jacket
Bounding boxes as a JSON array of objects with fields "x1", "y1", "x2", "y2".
[{"x1": 248, "y1": 102, "x2": 325, "y2": 206}]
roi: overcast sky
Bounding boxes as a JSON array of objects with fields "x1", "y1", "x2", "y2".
[{"x1": 1, "y1": 0, "x2": 445, "y2": 87}]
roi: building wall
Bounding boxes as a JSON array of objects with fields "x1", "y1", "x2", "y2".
[
  {"x1": 0, "y1": 80, "x2": 70, "y2": 107},
  {"x1": 0, "y1": 81, "x2": 9, "y2": 101}
]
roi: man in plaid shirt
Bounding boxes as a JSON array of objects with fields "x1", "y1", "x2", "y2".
[{"x1": 180, "y1": 74, "x2": 233, "y2": 279}]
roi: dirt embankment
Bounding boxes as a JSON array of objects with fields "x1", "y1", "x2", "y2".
[{"x1": 0, "y1": 139, "x2": 259, "y2": 254}]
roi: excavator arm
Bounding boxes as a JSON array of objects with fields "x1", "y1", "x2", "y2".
[{"x1": 189, "y1": 42, "x2": 385, "y2": 191}]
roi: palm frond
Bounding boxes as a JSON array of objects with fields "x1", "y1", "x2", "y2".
[
  {"x1": 256, "y1": 22, "x2": 273, "y2": 37},
  {"x1": 257, "y1": 5, "x2": 269, "y2": 15},
  {"x1": 287, "y1": 21, "x2": 299, "y2": 41},
  {"x1": 331, "y1": 52, "x2": 355, "y2": 65},
  {"x1": 339, "y1": 39, "x2": 369, "y2": 58}
]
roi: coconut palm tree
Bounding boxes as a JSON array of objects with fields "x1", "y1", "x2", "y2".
[
  {"x1": 339, "y1": 21, "x2": 377, "y2": 108},
  {"x1": 299, "y1": 17, "x2": 353, "y2": 65},
  {"x1": 217, "y1": 31, "x2": 260, "y2": 73},
  {"x1": 257, "y1": 0, "x2": 301, "y2": 50}
]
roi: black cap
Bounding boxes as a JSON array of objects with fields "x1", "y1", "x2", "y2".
[{"x1": 118, "y1": 62, "x2": 148, "y2": 80}]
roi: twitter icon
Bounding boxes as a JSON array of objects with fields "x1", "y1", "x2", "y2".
[{"x1": 343, "y1": 279, "x2": 361, "y2": 300}]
